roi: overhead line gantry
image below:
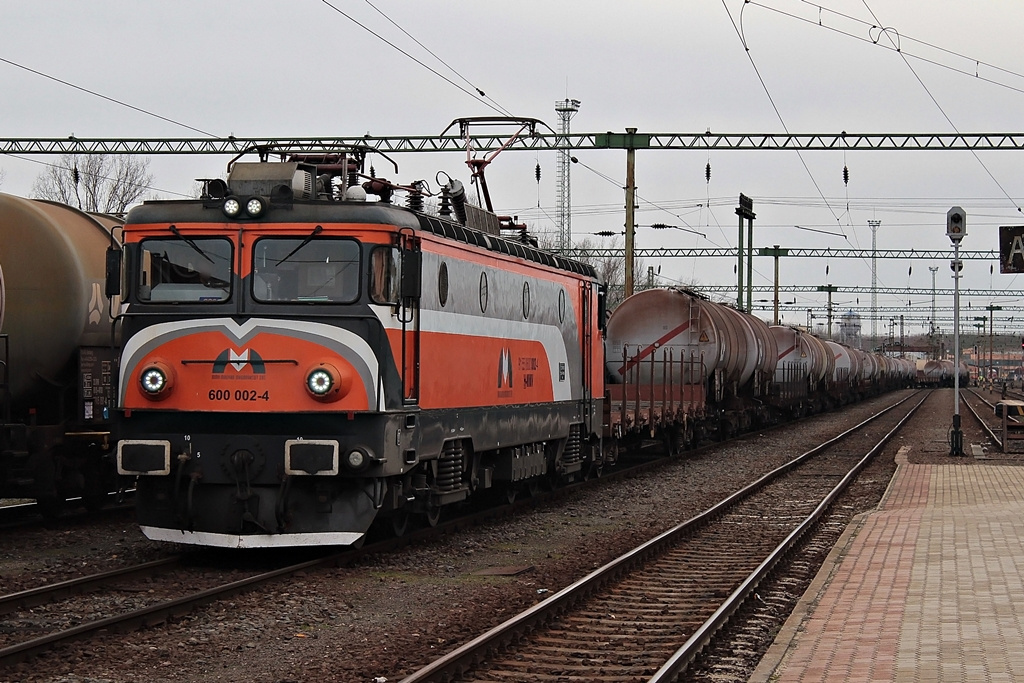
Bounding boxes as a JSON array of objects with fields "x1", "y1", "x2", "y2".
[{"x1": 5, "y1": 131, "x2": 1024, "y2": 155}]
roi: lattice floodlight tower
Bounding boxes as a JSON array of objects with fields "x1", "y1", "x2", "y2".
[{"x1": 555, "y1": 99, "x2": 580, "y2": 251}]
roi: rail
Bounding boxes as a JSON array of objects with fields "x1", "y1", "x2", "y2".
[{"x1": 398, "y1": 391, "x2": 923, "y2": 683}]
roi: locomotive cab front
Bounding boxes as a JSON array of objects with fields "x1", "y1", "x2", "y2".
[{"x1": 114, "y1": 161, "x2": 423, "y2": 546}]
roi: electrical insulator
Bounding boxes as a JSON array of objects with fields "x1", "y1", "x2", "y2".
[
  {"x1": 72, "y1": 165, "x2": 80, "y2": 185},
  {"x1": 705, "y1": 162, "x2": 711, "y2": 184},
  {"x1": 535, "y1": 163, "x2": 541, "y2": 183},
  {"x1": 843, "y1": 165, "x2": 849, "y2": 186}
]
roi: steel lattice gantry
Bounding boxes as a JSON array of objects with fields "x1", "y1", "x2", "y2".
[
  {"x1": 5, "y1": 132, "x2": 1024, "y2": 154},
  {"x1": 558, "y1": 247, "x2": 999, "y2": 260}
]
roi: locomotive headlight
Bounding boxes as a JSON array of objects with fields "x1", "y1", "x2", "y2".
[
  {"x1": 245, "y1": 196, "x2": 267, "y2": 218},
  {"x1": 307, "y1": 369, "x2": 334, "y2": 395},
  {"x1": 222, "y1": 197, "x2": 242, "y2": 218},
  {"x1": 141, "y1": 368, "x2": 166, "y2": 393},
  {"x1": 138, "y1": 360, "x2": 175, "y2": 400},
  {"x1": 304, "y1": 362, "x2": 350, "y2": 402}
]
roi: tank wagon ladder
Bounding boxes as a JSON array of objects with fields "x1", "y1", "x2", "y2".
[
  {"x1": 0, "y1": 335, "x2": 9, "y2": 425},
  {"x1": 610, "y1": 343, "x2": 705, "y2": 440}
]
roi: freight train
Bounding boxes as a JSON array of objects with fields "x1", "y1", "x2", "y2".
[
  {"x1": 98, "y1": 146, "x2": 914, "y2": 548},
  {"x1": 0, "y1": 146, "x2": 961, "y2": 540},
  {"x1": 603, "y1": 287, "x2": 916, "y2": 454},
  {"x1": 0, "y1": 193, "x2": 120, "y2": 511},
  {"x1": 0, "y1": 162, "x2": 916, "y2": 540}
]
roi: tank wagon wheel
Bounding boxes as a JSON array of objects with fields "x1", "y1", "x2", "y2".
[
  {"x1": 424, "y1": 505, "x2": 442, "y2": 528},
  {"x1": 505, "y1": 486, "x2": 519, "y2": 504},
  {"x1": 527, "y1": 478, "x2": 543, "y2": 498}
]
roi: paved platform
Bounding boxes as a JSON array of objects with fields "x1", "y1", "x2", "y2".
[{"x1": 751, "y1": 446, "x2": 1024, "y2": 682}]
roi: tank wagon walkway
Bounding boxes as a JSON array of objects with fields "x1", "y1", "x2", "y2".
[{"x1": 751, "y1": 441, "x2": 1024, "y2": 681}]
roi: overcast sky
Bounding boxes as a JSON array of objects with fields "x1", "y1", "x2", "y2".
[{"x1": 4, "y1": 1, "x2": 1024, "y2": 336}]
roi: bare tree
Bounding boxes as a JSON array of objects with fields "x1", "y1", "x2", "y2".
[
  {"x1": 569, "y1": 237, "x2": 646, "y2": 312},
  {"x1": 32, "y1": 153, "x2": 153, "y2": 214}
]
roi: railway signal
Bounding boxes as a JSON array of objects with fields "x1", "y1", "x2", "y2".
[{"x1": 948, "y1": 206, "x2": 966, "y2": 457}]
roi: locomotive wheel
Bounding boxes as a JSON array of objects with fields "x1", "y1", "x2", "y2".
[
  {"x1": 527, "y1": 479, "x2": 542, "y2": 498},
  {"x1": 424, "y1": 505, "x2": 441, "y2": 527},
  {"x1": 391, "y1": 509, "x2": 411, "y2": 537},
  {"x1": 505, "y1": 487, "x2": 518, "y2": 504}
]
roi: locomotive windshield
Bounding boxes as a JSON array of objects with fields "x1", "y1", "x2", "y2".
[
  {"x1": 136, "y1": 237, "x2": 233, "y2": 303},
  {"x1": 252, "y1": 237, "x2": 360, "y2": 303}
]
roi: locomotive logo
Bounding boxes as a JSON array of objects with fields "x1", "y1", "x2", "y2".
[
  {"x1": 498, "y1": 347, "x2": 513, "y2": 389},
  {"x1": 213, "y1": 348, "x2": 267, "y2": 376}
]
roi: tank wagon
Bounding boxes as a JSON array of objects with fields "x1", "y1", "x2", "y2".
[
  {"x1": 603, "y1": 287, "x2": 779, "y2": 449},
  {"x1": 110, "y1": 149, "x2": 604, "y2": 548},
  {"x1": 0, "y1": 193, "x2": 120, "y2": 509},
  {"x1": 916, "y1": 359, "x2": 967, "y2": 387},
  {"x1": 604, "y1": 287, "x2": 910, "y2": 452}
]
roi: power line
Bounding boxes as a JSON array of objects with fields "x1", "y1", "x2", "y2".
[
  {"x1": 319, "y1": 0, "x2": 505, "y2": 116},
  {"x1": 859, "y1": 1, "x2": 1023, "y2": 215},
  {"x1": 748, "y1": 1, "x2": 1024, "y2": 96},
  {"x1": 357, "y1": 0, "x2": 513, "y2": 118},
  {"x1": 0, "y1": 56, "x2": 217, "y2": 137},
  {"x1": 724, "y1": 0, "x2": 846, "y2": 235}
]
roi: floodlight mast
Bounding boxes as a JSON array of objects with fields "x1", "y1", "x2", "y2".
[{"x1": 947, "y1": 206, "x2": 967, "y2": 457}]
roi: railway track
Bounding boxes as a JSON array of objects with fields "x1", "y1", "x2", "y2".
[
  {"x1": 0, "y1": 549, "x2": 360, "y2": 668},
  {"x1": 0, "y1": 464, "x2": 646, "y2": 670},
  {"x1": 397, "y1": 390, "x2": 927, "y2": 683},
  {"x1": 0, "y1": 392, "x2": 916, "y2": 674},
  {"x1": 961, "y1": 389, "x2": 1003, "y2": 449},
  {"x1": 0, "y1": 489, "x2": 134, "y2": 531}
]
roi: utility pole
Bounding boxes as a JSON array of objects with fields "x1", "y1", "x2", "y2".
[
  {"x1": 817, "y1": 284, "x2": 840, "y2": 338},
  {"x1": 595, "y1": 129, "x2": 650, "y2": 299},
  {"x1": 624, "y1": 128, "x2": 637, "y2": 298},
  {"x1": 736, "y1": 194, "x2": 756, "y2": 312},
  {"x1": 974, "y1": 317, "x2": 988, "y2": 377},
  {"x1": 987, "y1": 304, "x2": 1003, "y2": 381},
  {"x1": 759, "y1": 245, "x2": 789, "y2": 324},
  {"x1": 554, "y1": 99, "x2": 580, "y2": 251},
  {"x1": 868, "y1": 219, "x2": 881, "y2": 344},
  {"x1": 929, "y1": 265, "x2": 939, "y2": 354}
]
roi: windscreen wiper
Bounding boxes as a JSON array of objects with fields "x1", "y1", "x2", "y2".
[
  {"x1": 168, "y1": 225, "x2": 214, "y2": 263},
  {"x1": 276, "y1": 225, "x2": 323, "y2": 266}
]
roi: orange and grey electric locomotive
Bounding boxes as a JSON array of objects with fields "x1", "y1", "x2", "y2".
[{"x1": 112, "y1": 150, "x2": 605, "y2": 547}]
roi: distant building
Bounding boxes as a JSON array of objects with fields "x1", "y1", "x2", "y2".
[{"x1": 839, "y1": 310, "x2": 862, "y2": 347}]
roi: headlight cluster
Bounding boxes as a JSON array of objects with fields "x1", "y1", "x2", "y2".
[
  {"x1": 138, "y1": 360, "x2": 175, "y2": 400},
  {"x1": 304, "y1": 362, "x2": 349, "y2": 402},
  {"x1": 222, "y1": 195, "x2": 267, "y2": 219}
]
